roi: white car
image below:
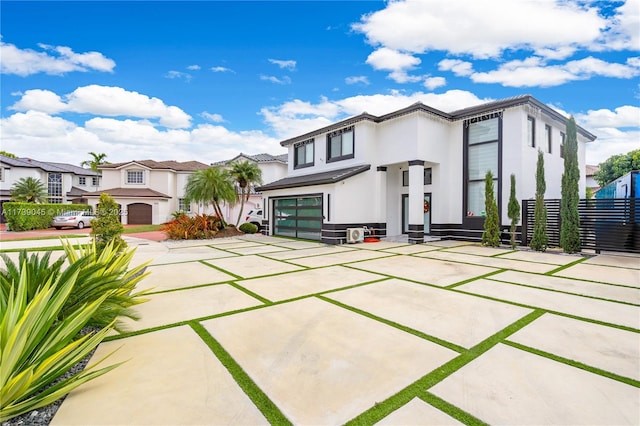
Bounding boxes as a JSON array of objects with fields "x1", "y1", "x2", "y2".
[
  {"x1": 245, "y1": 209, "x2": 263, "y2": 230},
  {"x1": 52, "y1": 210, "x2": 96, "y2": 230}
]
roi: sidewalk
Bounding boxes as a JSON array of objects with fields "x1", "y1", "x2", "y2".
[{"x1": 4, "y1": 236, "x2": 640, "y2": 425}]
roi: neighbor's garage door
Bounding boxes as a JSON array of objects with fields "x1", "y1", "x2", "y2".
[
  {"x1": 127, "y1": 203, "x2": 152, "y2": 224},
  {"x1": 273, "y1": 196, "x2": 322, "y2": 240}
]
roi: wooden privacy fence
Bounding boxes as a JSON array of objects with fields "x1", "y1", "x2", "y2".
[{"x1": 521, "y1": 198, "x2": 640, "y2": 253}]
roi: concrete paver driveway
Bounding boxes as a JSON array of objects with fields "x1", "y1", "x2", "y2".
[{"x1": 2, "y1": 235, "x2": 638, "y2": 425}]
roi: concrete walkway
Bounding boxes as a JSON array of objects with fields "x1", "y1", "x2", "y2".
[{"x1": 2, "y1": 236, "x2": 638, "y2": 425}]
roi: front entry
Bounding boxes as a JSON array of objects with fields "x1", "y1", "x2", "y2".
[{"x1": 402, "y1": 193, "x2": 431, "y2": 235}]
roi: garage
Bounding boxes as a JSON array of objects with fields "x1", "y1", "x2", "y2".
[
  {"x1": 127, "y1": 203, "x2": 152, "y2": 224},
  {"x1": 273, "y1": 196, "x2": 322, "y2": 240}
]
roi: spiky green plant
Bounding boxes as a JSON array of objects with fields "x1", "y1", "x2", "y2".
[
  {"x1": 0, "y1": 251, "x2": 65, "y2": 305},
  {"x1": 0, "y1": 261, "x2": 122, "y2": 422},
  {"x1": 61, "y1": 239, "x2": 151, "y2": 332}
]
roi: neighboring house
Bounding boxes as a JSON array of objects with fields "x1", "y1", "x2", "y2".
[
  {"x1": 212, "y1": 153, "x2": 288, "y2": 225},
  {"x1": 84, "y1": 160, "x2": 210, "y2": 225},
  {"x1": 257, "y1": 95, "x2": 597, "y2": 244},
  {"x1": 586, "y1": 164, "x2": 600, "y2": 194},
  {"x1": 0, "y1": 155, "x2": 101, "y2": 222}
]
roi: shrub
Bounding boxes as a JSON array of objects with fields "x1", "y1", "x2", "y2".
[
  {"x1": 239, "y1": 222, "x2": 258, "y2": 234},
  {"x1": 3, "y1": 202, "x2": 92, "y2": 231},
  {"x1": 560, "y1": 116, "x2": 581, "y2": 254},
  {"x1": 91, "y1": 193, "x2": 126, "y2": 252},
  {"x1": 530, "y1": 150, "x2": 548, "y2": 252},
  {"x1": 0, "y1": 258, "x2": 122, "y2": 422},
  {"x1": 481, "y1": 170, "x2": 501, "y2": 247},
  {"x1": 0, "y1": 240, "x2": 151, "y2": 333},
  {"x1": 162, "y1": 214, "x2": 223, "y2": 240},
  {"x1": 507, "y1": 174, "x2": 521, "y2": 249}
]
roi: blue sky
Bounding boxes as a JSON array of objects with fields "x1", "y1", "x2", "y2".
[{"x1": 1, "y1": 0, "x2": 638, "y2": 167}]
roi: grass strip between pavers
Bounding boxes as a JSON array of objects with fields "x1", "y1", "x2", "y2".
[
  {"x1": 189, "y1": 321, "x2": 292, "y2": 426},
  {"x1": 503, "y1": 340, "x2": 640, "y2": 388},
  {"x1": 228, "y1": 281, "x2": 274, "y2": 304},
  {"x1": 544, "y1": 255, "x2": 588, "y2": 275},
  {"x1": 445, "y1": 269, "x2": 506, "y2": 289},
  {"x1": 344, "y1": 309, "x2": 546, "y2": 425},
  {"x1": 419, "y1": 392, "x2": 490, "y2": 426}
]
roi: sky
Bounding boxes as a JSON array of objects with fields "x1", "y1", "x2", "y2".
[{"x1": 1, "y1": 0, "x2": 638, "y2": 168}]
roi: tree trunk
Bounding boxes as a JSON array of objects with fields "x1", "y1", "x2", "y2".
[{"x1": 235, "y1": 185, "x2": 247, "y2": 227}]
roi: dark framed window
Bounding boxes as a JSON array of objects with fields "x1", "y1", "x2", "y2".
[
  {"x1": 48, "y1": 173, "x2": 63, "y2": 203},
  {"x1": 402, "y1": 168, "x2": 432, "y2": 186},
  {"x1": 327, "y1": 126, "x2": 354, "y2": 162},
  {"x1": 560, "y1": 132, "x2": 566, "y2": 158},
  {"x1": 79, "y1": 176, "x2": 86, "y2": 185},
  {"x1": 294, "y1": 139, "x2": 314, "y2": 169},
  {"x1": 527, "y1": 116, "x2": 535, "y2": 148},
  {"x1": 545, "y1": 124, "x2": 552, "y2": 153},
  {"x1": 92, "y1": 176, "x2": 99, "y2": 186},
  {"x1": 465, "y1": 116, "x2": 500, "y2": 218}
]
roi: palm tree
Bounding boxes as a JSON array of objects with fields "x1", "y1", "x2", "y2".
[
  {"x1": 81, "y1": 152, "x2": 109, "y2": 172},
  {"x1": 11, "y1": 177, "x2": 48, "y2": 203},
  {"x1": 229, "y1": 160, "x2": 263, "y2": 226},
  {"x1": 184, "y1": 167, "x2": 237, "y2": 226}
]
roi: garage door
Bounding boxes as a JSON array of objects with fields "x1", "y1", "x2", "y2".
[
  {"x1": 127, "y1": 203, "x2": 152, "y2": 224},
  {"x1": 273, "y1": 196, "x2": 322, "y2": 240}
]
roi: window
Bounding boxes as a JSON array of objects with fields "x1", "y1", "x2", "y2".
[
  {"x1": 48, "y1": 173, "x2": 63, "y2": 203},
  {"x1": 294, "y1": 139, "x2": 314, "y2": 169},
  {"x1": 560, "y1": 132, "x2": 566, "y2": 158},
  {"x1": 0, "y1": 167, "x2": 4, "y2": 182},
  {"x1": 127, "y1": 170, "x2": 144, "y2": 184},
  {"x1": 545, "y1": 124, "x2": 552, "y2": 153},
  {"x1": 178, "y1": 198, "x2": 191, "y2": 212},
  {"x1": 466, "y1": 117, "x2": 499, "y2": 217},
  {"x1": 327, "y1": 126, "x2": 354, "y2": 162},
  {"x1": 402, "y1": 168, "x2": 432, "y2": 186},
  {"x1": 92, "y1": 176, "x2": 99, "y2": 186},
  {"x1": 527, "y1": 116, "x2": 535, "y2": 147},
  {"x1": 78, "y1": 176, "x2": 86, "y2": 185}
]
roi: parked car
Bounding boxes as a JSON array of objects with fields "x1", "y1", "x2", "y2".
[
  {"x1": 52, "y1": 210, "x2": 96, "y2": 229},
  {"x1": 245, "y1": 209, "x2": 263, "y2": 230}
]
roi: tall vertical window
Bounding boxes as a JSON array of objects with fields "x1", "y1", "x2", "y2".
[
  {"x1": 127, "y1": 170, "x2": 144, "y2": 184},
  {"x1": 527, "y1": 116, "x2": 535, "y2": 147},
  {"x1": 466, "y1": 117, "x2": 499, "y2": 217},
  {"x1": 0, "y1": 167, "x2": 4, "y2": 182},
  {"x1": 294, "y1": 139, "x2": 314, "y2": 169},
  {"x1": 327, "y1": 126, "x2": 354, "y2": 162},
  {"x1": 48, "y1": 173, "x2": 63, "y2": 203},
  {"x1": 545, "y1": 124, "x2": 552, "y2": 153},
  {"x1": 560, "y1": 132, "x2": 566, "y2": 158}
]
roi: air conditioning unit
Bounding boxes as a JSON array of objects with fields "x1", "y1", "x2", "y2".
[{"x1": 346, "y1": 227, "x2": 365, "y2": 244}]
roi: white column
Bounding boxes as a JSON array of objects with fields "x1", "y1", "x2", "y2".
[{"x1": 408, "y1": 160, "x2": 425, "y2": 244}]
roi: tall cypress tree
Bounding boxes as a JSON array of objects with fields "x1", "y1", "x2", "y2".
[
  {"x1": 507, "y1": 174, "x2": 520, "y2": 249},
  {"x1": 560, "y1": 116, "x2": 581, "y2": 253},
  {"x1": 482, "y1": 170, "x2": 501, "y2": 247},
  {"x1": 530, "y1": 150, "x2": 548, "y2": 251}
]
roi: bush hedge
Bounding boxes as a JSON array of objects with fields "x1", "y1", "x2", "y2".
[
  {"x1": 3, "y1": 202, "x2": 93, "y2": 231},
  {"x1": 239, "y1": 222, "x2": 258, "y2": 234}
]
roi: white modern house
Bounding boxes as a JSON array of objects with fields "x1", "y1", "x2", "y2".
[
  {"x1": 257, "y1": 95, "x2": 597, "y2": 244},
  {"x1": 0, "y1": 155, "x2": 101, "y2": 222},
  {"x1": 212, "y1": 153, "x2": 288, "y2": 224},
  {"x1": 85, "y1": 160, "x2": 210, "y2": 225}
]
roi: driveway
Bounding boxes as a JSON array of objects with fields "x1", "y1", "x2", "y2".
[{"x1": 2, "y1": 235, "x2": 639, "y2": 425}]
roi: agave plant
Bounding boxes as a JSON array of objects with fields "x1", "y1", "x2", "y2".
[{"x1": 0, "y1": 260, "x2": 122, "y2": 422}]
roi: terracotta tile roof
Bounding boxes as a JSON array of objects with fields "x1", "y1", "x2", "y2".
[
  {"x1": 586, "y1": 164, "x2": 600, "y2": 176},
  {"x1": 100, "y1": 160, "x2": 210, "y2": 171},
  {"x1": 83, "y1": 187, "x2": 171, "y2": 198}
]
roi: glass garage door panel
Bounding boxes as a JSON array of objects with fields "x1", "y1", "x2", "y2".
[{"x1": 273, "y1": 196, "x2": 323, "y2": 240}]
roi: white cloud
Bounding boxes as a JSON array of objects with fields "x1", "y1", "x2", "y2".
[
  {"x1": 201, "y1": 112, "x2": 225, "y2": 123},
  {"x1": 437, "y1": 59, "x2": 474, "y2": 77},
  {"x1": 603, "y1": 0, "x2": 640, "y2": 51},
  {"x1": 165, "y1": 70, "x2": 192, "y2": 81},
  {"x1": 84, "y1": 117, "x2": 191, "y2": 146},
  {"x1": 260, "y1": 90, "x2": 490, "y2": 138},
  {"x1": 576, "y1": 105, "x2": 640, "y2": 128},
  {"x1": 211, "y1": 66, "x2": 234, "y2": 73},
  {"x1": 10, "y1": 85, "x2": 192, "y2": 128},
  {"x1": 423, "y1": 76, "x2": 446, "y2": 90},
  {"x1": 187, "y1": 64, "x2": 201, "y2": 70},
  {"x1": 268, "y1": 59, "x2": 296, "y2": 70},
  {"x1": 0, "y1": 40, "x2": 115, "y2": 76},
  {"x1": 353, "y1": 0, "x2": 607, "y2": 59},
  {"x1": 260, "y1": 75, "x2": 292, "y2": 85},
  {"x1": 345, "y1": 76, "x2": 370, "y2": 85},
  {"x1": 366, "y1": 47, "x2": 420, "y2": 72}
]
